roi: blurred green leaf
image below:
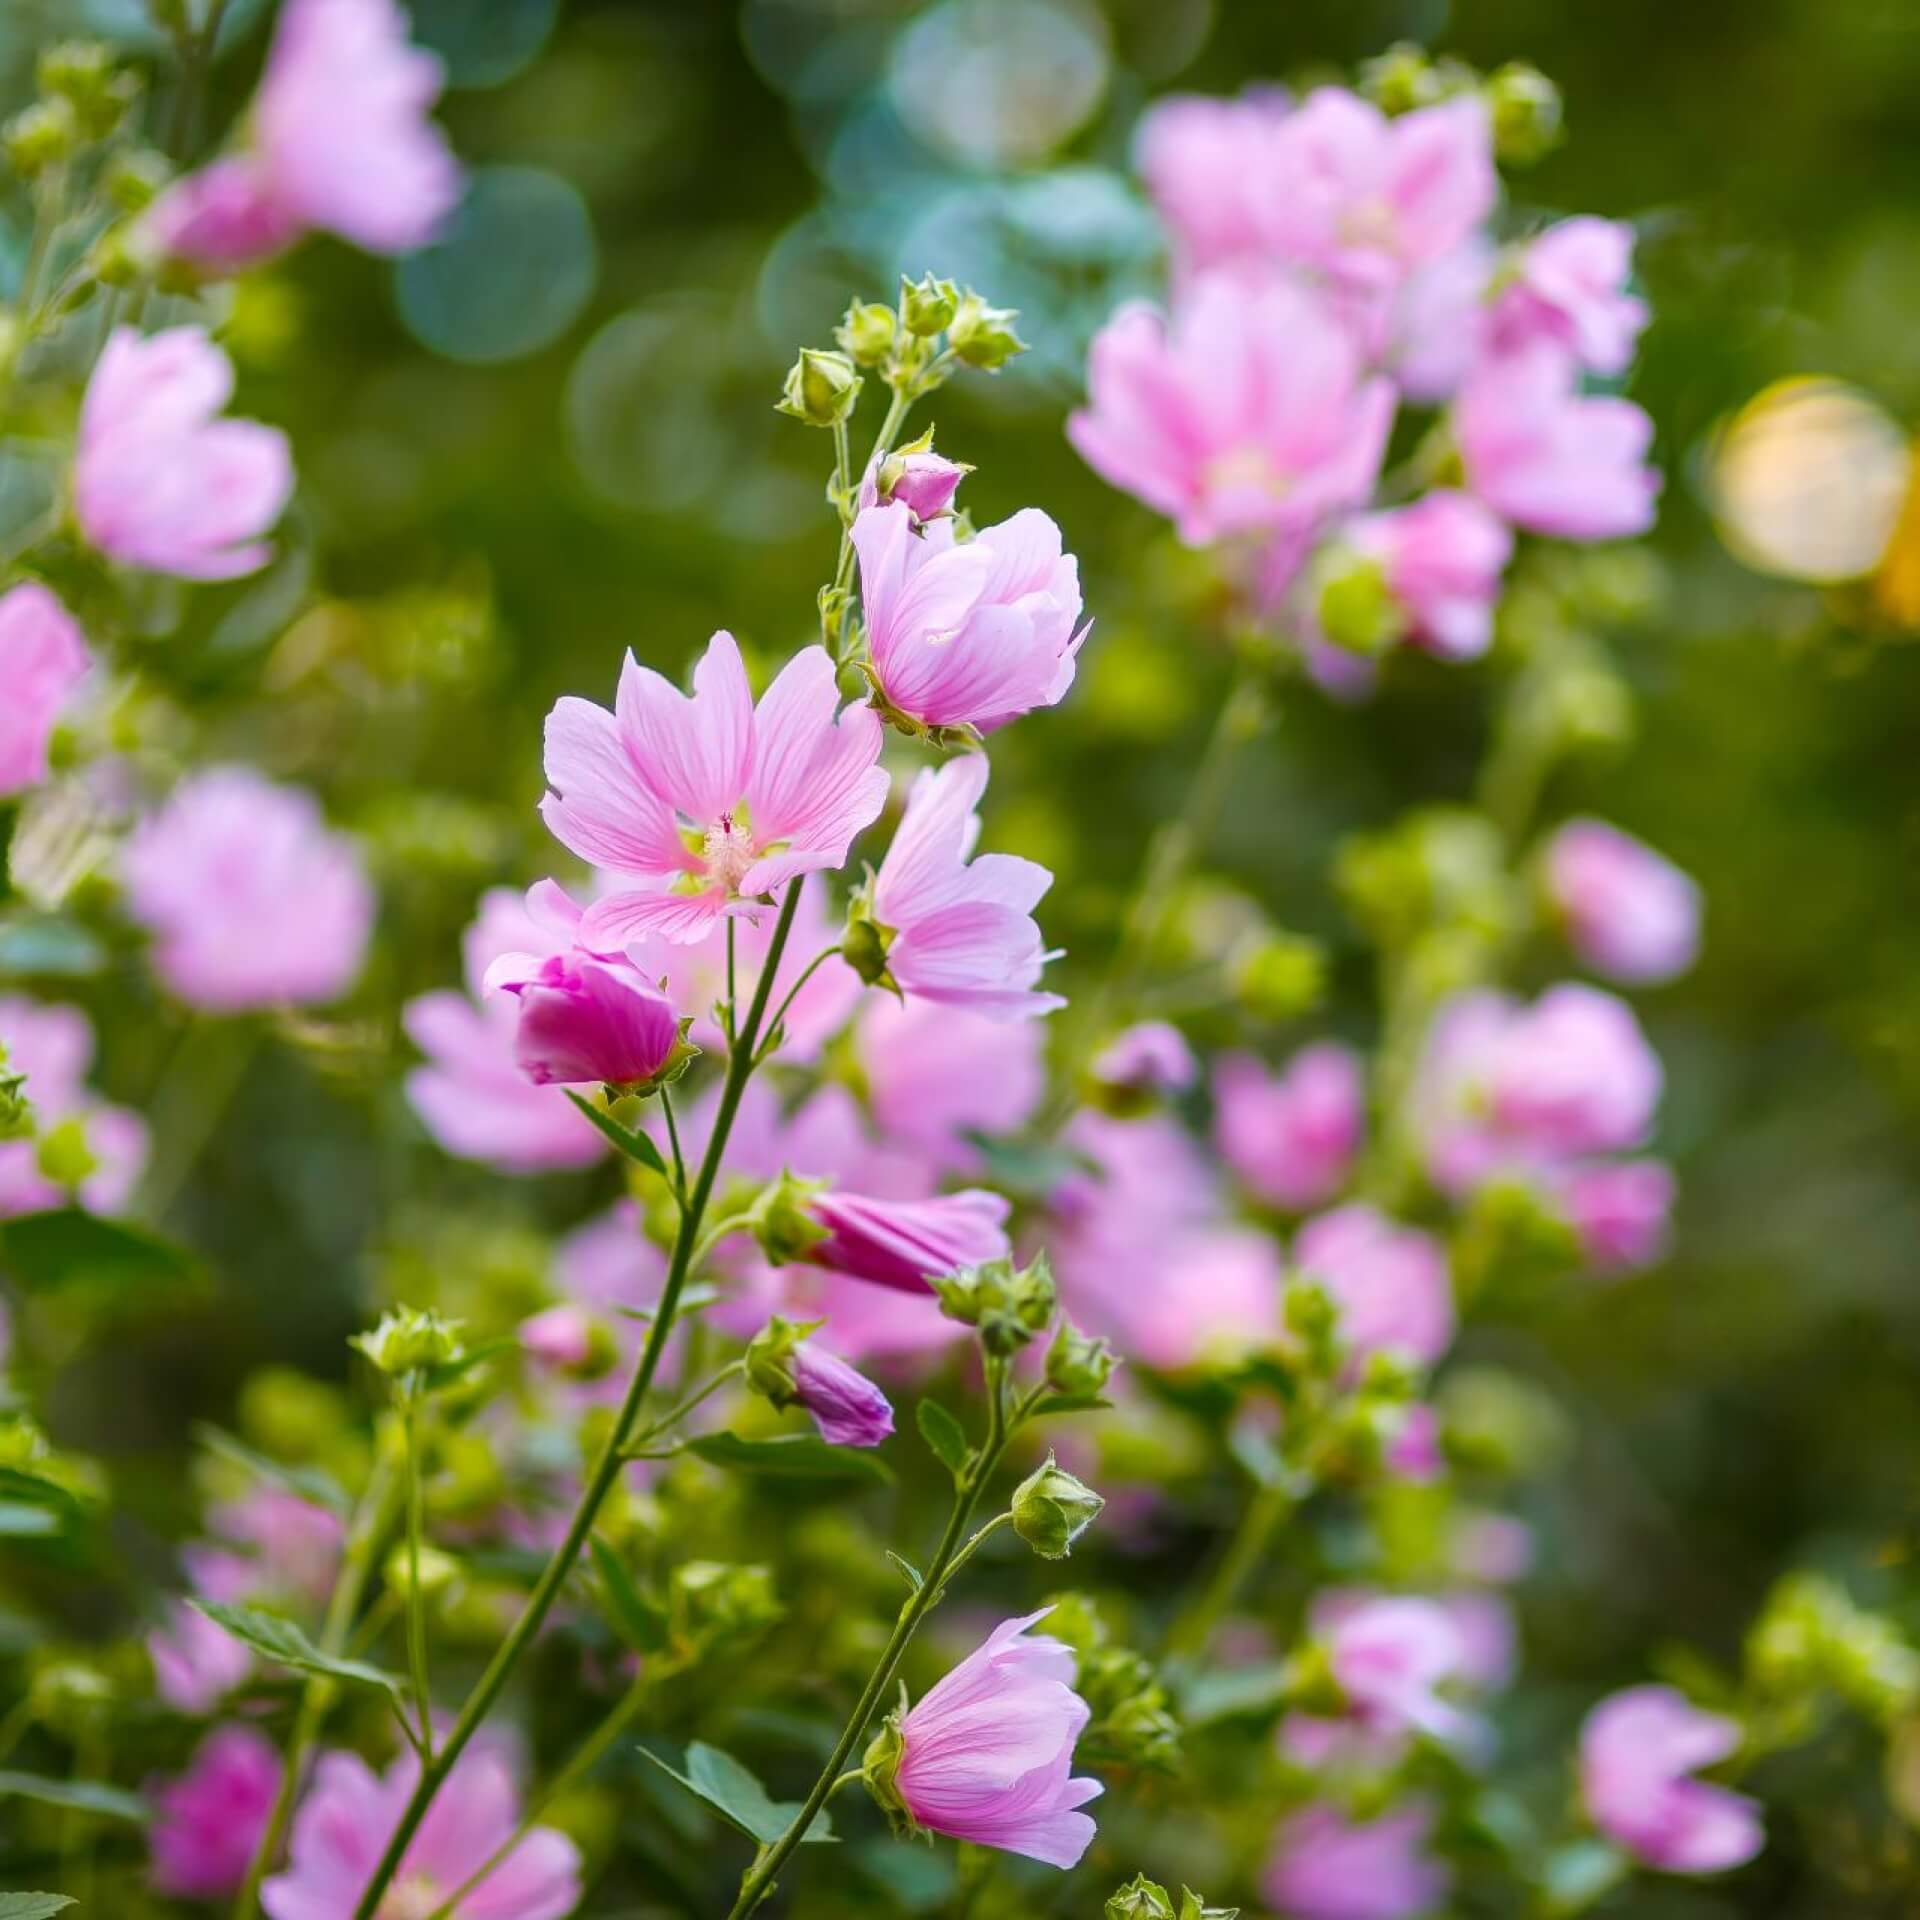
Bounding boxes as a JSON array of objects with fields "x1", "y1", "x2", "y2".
[
  {"x1": 193, "y1": 1425, "x2": 350, "y2": 1516},
  {"x1": 0, "y1": 1896, "x2": 78, "y2": 1919},
  {"x1": 915, "y1": 1399, "x2": 969, "y2": 1476},
  {"x1": 0, "y1": 1211, "x2": 204, "y2": 1305},
  {"x1": 189, "y1": 1602, "x2": 405, "y2": 1700},
  {"x1": 564, "y1": 1092, "x2": 669, "y2": 1177},
  {"x1": 591, "y1": 1535, "x2": 667, "y2": 1653},
  {"x1": 635, "y1": 1741, "x2": 834, "y2": 1846},
  {"x1": 686, "y1": 1431, "x2": 892, "y2": 1484},
  {"x1": 0, "y1": 1774, "x2": 146, "y2": 1822}
]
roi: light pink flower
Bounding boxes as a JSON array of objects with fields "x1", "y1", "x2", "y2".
[
  {"x1": 543, "y1": 630, "x2": 887, "y2": 948},
  {"x1": 149, "y1": 1599, "x2": 251, "y2": 1714},
  {"x1": 1491, "y1": 217, "x2": 1649, "y2": 376},
  {"x1": 1385, "y1": 1402, "x2": 1443, "y2": 1483},
  {"x1": 1453, "y1": 1512, "x2": 1535, "y2": 1585},
  {"x1": 891, "y1": 1609, "x2": 1101, "y2": 1869},
  {"x1": 1348, "y1": 490, "x2": 1514, "y2": 661},
  {"x1": 858, "y1": 447, "x2": 969, "y2": 524},
  {"x1": 123, "y1": 767, "x2": 373, "y2": 1011},
  {"x1": 520, "y1": 1304, "x2": 597, "y2": 1372},
  {"x1": 183, "y1": 1488, "x2": 343, "y2": 1611},
  {"x1": 1264, "y1": 1800, "x2": 1449, "y2": 1920},
  {"x1": 1092, "y1": 1021, "x2": 1196, "y2": 1097},
  {"x1": 1561, "y1": 1159, "x2": 1675, "y2": 1275},
  {"x1": 147, "y1": 1724, "x2": 281, "y2": 1900},
  {"x1": 1118, "y1": 1224, "x2": 1284, "y2": 1372},
  {"x1": 1294, "y1": 1205, "x2": 1455, "y2": 1373},
  {"x1": 404, "y1": 887, "x2": 607, "y2": 1173},
  {"x1": 1387, "y1": 239, "x2": 1494, "y2": 403},
  {"x1": 1135, "y1": 89, "x2": 1293, "y2": 280},
  {"x1": 790, "y1": 1339, "x2": 895, "y2": 1446},
  {"x1": 1214, "y1": 1044, "x2": 1364, "y2": 1212},
  {"x1": 262, "y1": 1745, "x2": 581, "y2": 1920},
  {"x1": 1580, "y1": 1686, "x2": 1763, "y2": 1873},
  {"x1": 74, "y1": 328, "x2": 293, "y2": 580},
  {"x1": 1321, "y1": 1593, "x2": 1473, "y2": 1743},
  {"x1": 868, "y1": 754, "x2": 1063, "y2": 1020},
  {"x1": 0, "y1": 583, "x2": 89, "y2": 800},
  {"x1": 1439, "y1": 1590, "x2": 1518, "y2": 1692},
  {"x1": 0, "y1": 995, "x2": 148, "y2": 1219},
  {"x1": 1544, "y1": 818, "x2": 1702, "y2": 985},
  {"x1": 806, "y1": 1188, "x2": 1011, "y2": 1294},
  {"x1": 1069, "y1": 273, "x2": 1396, "y2": 548},
  {"x1": 1456, "y1": 344, "x2": 1659, "y2": 541}
]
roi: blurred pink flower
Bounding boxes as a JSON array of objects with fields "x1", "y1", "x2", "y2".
[
  {"x1": 1581, "y1": 1686, "x2": 1763, "y2": 1873},
  {"x1": 1386, "y1": 239, "x2": 1494, "y2": 402},
  {"x1": 1348, "y1": 490, "x2": 1514, "y2": 661},
  {"x1": 519, "y1": 1304, "x2": 598, "y2": 1372},
  {"x1": 1135, "y1": 88, "x2": 1294, "y2": 280},
  {"x1": 790, "y1": 1338, "x2": 895, "y2": 1446},
  {"x1": 147, "y1": 1724, "x2": 280, "y2": 1900},
  {"x1": 1069, "y1": 273, "x2": 1395, "y2": 548},
  {"x1": 149, "y1": 1599, "x2": 251, "y2": 1714},
  {"x1": 74, "y1": 328, "x2": 293, "y2": 580},
  {"x1": 806, "y1": 1188, "x2": 1011, "y2": 1294},
  {"x1": 1092, "y1": 1021, "x2": 1197, "y2": 1097},
  {"x1": 1320, "y1": 1592, "x2": 1473, "y2": 1743},
  {"x1": 123, "y1": 767, "x2": 373, "y2": 1011},
  {"x1": 1214, "y1": 1043, "x2": 1364, "y2": 1212},
  {"x1": 544, "y1": 631, "x2": 886, "y2": 948},
  {"x1": 1561, "y1": 1159, "x2": 1675, "y2": 1275},
  {"x1": 1294, "y1": 1205, "x2": 1455, "y2": 1373},
  {"x1": 0, "y1": 995, "x2": 148, "y2": 1219},
  {"x1": 891, "y1": 1609, "x2": 1101, "y2": 1868},
  {"x1": 0, "y1": 583, "x2": 89, "y2": 800},
  {"x1": 1385, "y1": 1402, "x2": 1443, "y2": 1483},
  {"x1": 868, "y1": 754, "x2": 1064, "y2": 1020},
  {"x1": 1264, "y1": 1800, "x2": 1449, "y2": 1920},
  {"x1": 1456, "y1": 344, "x2": 1659, "y2": 541},
  {"x1": 1544, "y1": 818, "x2": 1702, "y2": 985},
  {"x1": 1119, "y1": 1224, "x2": 1284, "y2": 1372},
  {"x1": 1439, "y1": 1590, "x2": 1519, "y2": 1692},
  {"x1": 183, "y1": 1488, "x2": 343, "y2": 1611},
  {"x1": 853, "y1": 502, "x2": 1088, "y2": 734},
  {"x1": 1491, "y1": 217, "x2": 1648, "y2": 376},
  {"x1": 262, "y1": 1745, "x2": 581, "y2": 1920}
]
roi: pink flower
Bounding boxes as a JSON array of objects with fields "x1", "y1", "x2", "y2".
[
  {"x1": 148, "y1": 0, "x2": 460, "y2": 270},
  {"x1": 1069, "y1": 273, "x2": 1395, "y2": 548},
  {"x1": 1092, "y1": 1021, "x2": 1196, "y2": 1097},
  {"x1": 858, "y1": 447, "x2": 970, "y2": 524},
  {"x1": 1544, "y1": 818, "x2": 1702, "y2": 985},
  {"x1": 807, "y1": 1188, "x2": 1011, "y2": 1294},
  {"x1": 1118, "y1": 1224, "x2": 1284, "y2": 1372},
  {"x1": 1385, "y1": 1403, "x2": 1443, "y2": 1483},
  {"x1": 183, "y1": 1489, "x2": 343, "y2": 1611},
  {"x1": 543, "y1": 631, "x2": 887, "y2": 948},
  {"x1": 520, "y1": 1304, "x2": 597, "y2": 1372},
  {"x1": 1348, "y1": 490, "x2": 1514, "y2": 661},
  {"x1": 1580, "y1": 1686, "x2": 1763, "y2": 1873},
  {"x1": 790, "y1": 1339, "x2": 895, "y2": 1446},
  {"x1": 889, "y1": 1609, "x2": 1101, "y2": 1868},
  {"x1": 74, "y1": 328, "x2": 293, "y2": 580},
  {"x1": 1214, "y1": 1044, "x2": 1364, "y2": 1212},
  {"x1": 149, "y1": 1600, "x2": 251, "y2": 1714},
  {"x1": 1491, "y1": 217, "x2": 1649, "y2": 376},
  {"x1": 1321, "y1": 1593, "x2": 1473, "y2": 1743},
  {"x1": 262, "y1": 1745, "x2": 581, "y2": 1920},
  {"x1": 1294, "y1": 1205, "x2": 1455, "y2": 1373},
  {"x1": 123, "y1": 767, "x2": 373, "y2": 1011},
  {"x1": 1456, "y1": 344, "x2": 1659, "y2": 541},
  {"x1": 0, "y1": 996, "x2": 148, "y2": 1219},
  {"x1": 147, "y1": 1725, "x2": 281, "y2": 1900},
  {"x1": 856, "y1": 995, "x2": 1045, "y2": 1174},
  {"x1": 1135, "y1": 89, "x2": 1293, "y2": 280},
  {"x1": 1561, "y1": 1159, "x2": 1675, "y2": 1274},
  {"x1": 1387, "y1": 239, "x2": 1494, "y2": 402},
  {"x1": 1264, "y1": 1800, "x2": 1450, "y2": 1920},
  {"x1": 0, "y1": 583, "x2": 89, "y2": 800},
  {"x1": 404, "y1": 887, "x2": 607, "y2": 1173},
  {"x1": 868, "y1": 754, "x2": 1064, "y2": 1020}
]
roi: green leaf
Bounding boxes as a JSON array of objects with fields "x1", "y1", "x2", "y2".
[
  {"x1": 193, "y1": 1425, "x2": 349, "y2": 1516},
  {"x1": 687, "y1": 1431, "x2": 892, "y2": 1484},
  {"x1": 189, "y1": 1602, "x2": 405, "y2": 1701},
  {"x1": 915, "y1": 1399, "x2": 969, "y2": 1477},
  {"x1": 420, "y1": 1335, "x2": 518, "y2": 1393},
  {"x1": 884, "y1": 1550, "x2": 922, "y2": 1592},
  {"x1": 960, "y1": 1130, "x2": 1097, "y2": 1199},
  {"x1": 0, "y1": 1896, "x2": 78, "y2": 1919},
  {"x1": 564, "y1": 1092, "x2": 669, "y2": 1176},
  {"x1": 0, "y1": 1773, "x2": 147, "y2": 1822},
  {"x1": 0, "y1": 1210, "x2": 205, "y2": 1306},
  {"x1": 636, "y1": 1741, "x2": 834, "y2": 1846},
  {"x1": 615, "y1": 1283, "x2": 721, "y2": 1322},
  {"x1": 590, "y1": 1536, "x2": 667, "y2": 1653},
  {"x1": 1180, "y1": 1662, "x2": 1294, "y2": 1726},
  {"x1": 1028, "y1": 1393, "x2": 1114, "y2": 1419}
]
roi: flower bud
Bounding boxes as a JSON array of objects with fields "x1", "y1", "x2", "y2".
[
  {"x1": 1107, "y1": 1877, "x2": 1177, "y2": 1920},
  {"x1": 865, "y1": 437, "x2": 970, "y2": 525},
  {"x1": 104, "y1": 146, "x2": 170, "y2": 214},
  {"x1": 776, "y1": 347, "x2": 862, "y2": 426},
  {"x1": 1358, "y1": 42, "x2": 1446, "y2": 114},
  {"x1": 35, "y1": 1116, "x2": 99, "y2": 1192},
  {"x1": 5, "y1": 98, "x2": 80, "y2": 179},
  {"x1": 1485, "y1": 60, "x2": 1564, "y2": 166},
  {"x1": 352, "y1": 1306, "x2": 463, "y2": 1380},
  {"x1": 747, "y1": 1171, "x2": 832, "y2": 1267},
  {"x1": 1230, "y1": 932, "x2": 1327, "y2": 1022},
  {"x1": 38, "y1": 41, "x2": 137, "y2": 139},
  {"x1": 840, "y1": 906, "x2": 896, "y2": 989},
  {"x1": 743, "y1": 1313, "x2": 810, "y2": 1404},
  {"x1": 519, "y1": 1304, "x2": 618, "y2": 1381},
  {"x1": 933, "y1": 1254, "x2": 1056, "y2": 1356},
  {"x1": 836, "y1": 299, "x2": 897, "y2": 366},
  {"x1": 1011, "y1": 1455, "x2": 1103, "y2": 1560},
  {"x1": 947, "y1": 290, "x2": 1027, "y2": 370},
  {"x1": 861, "y1": 1711, "x2": 909, "y2": 1825},
  {"x1": 899, "y1": 272, "x2": 959, "y2": 336},
  {"x1": 1313, "y1": 548, "x2": 1405, "y2": 657},
  {"x1": 1044, "y1": 1320, "x2": 1118, "y2": 1399},
  {"x1": 382, "y1": 1541, "x2": 461, "y2": 1599},
  {"x1": 669, "y1": 1559, "x2": 781, "y2": 1648}
]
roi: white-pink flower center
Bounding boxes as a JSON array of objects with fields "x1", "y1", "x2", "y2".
[
  {"x1": 378, "y1": 1876, "x2": 444, "y2": 1920},
  {"x1": 1339, "y1": 195, "x2": 1401, "y2": 252},
  {"x1": 1205, "y1": 447, "x2": 1294, "y2": 501},
  {"x1": 702, "y1": 811, "x2": 757, "y2": 892}
]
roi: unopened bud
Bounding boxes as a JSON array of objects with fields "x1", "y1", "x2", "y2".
[
  {"x1": 934, "y1": 1253, "x2": 1056, "y2": 1356},
  {"x1": 1359, "y1": 43, "x2": 1446, "y2": 115},
  {"x1": 747, "y1": 1171, "x2": 831, "y2": 1267},
  {"x1": 836, "y1": 299, "x2": 897, "y2": 367},
  {"x1": 38, "y1": 41, "x2": 137, "y2": 139},
  {"x1": 947, "y1": 290, "x2": 1027, "y2": 370},
  {"x1": 1044, "y1": 1320, "x2": 1117, "y2": 1399},
  {"x1": 352, "y1": 1306, "x2": 463, "y2": 1380},
  {"x1": 744, "y1": 1313, "x2": 812, "y2": 1406},
  {"x1": 1231, "y1": 932, "x2": 1327, "y2": 1022},
  {"x1": 1107, "y1": 1877, "x2": 1177, "y2": 1920},
  {"x1": 1313, "y1": 549, "x2": 1404, "y2": 657},
  {"x1": 5, "y1": 98, "x2": 80, "y2": 178},
  {"x1": 382, "y1": 1541, "x2": 461, "y2": 1598},
  {"x1": 1011, "y1": 1455, "x2": 1103, "y2": 1560},
  {"x1": 1485, "y1": 61, "x2": 1563, "y2": 166},
  {"x1": 104, "y1": 146, "x2": 170, "y2": 214},
  {"x1": 899, "y1": 271, "x2": 959, "y2": 336},
  {"x1": 840, "y1": 907, "x2": 896, "y2": 990},
  {"x1": 862, "y1": 1711, "x2": 908, "y2": 1827},
  {"x1": 35, "y1": 1116, "x2": 98, "y2": 1192},
  {"x1": 776, "y1": 348, "x2": 861, "y2": 427}
]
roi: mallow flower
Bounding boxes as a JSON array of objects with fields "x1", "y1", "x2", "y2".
[
  {"x1": 857, "y1": 754, "x2": 1064, "y2": 1020},
  {"x1": 542, "y1": 630, "x2": 887, "y2": 947},
  {"x1": 1320, "y1": 1592, "x2": 1475, "y2": 1743},
  {"x1": 1543, "y1": 818, "x2": 1702, "y2": 985},
  {"x1": 148, "y1": 1599, "x2": 251, "y2": 1715},
  {"x1": 1214, "y1": 1043, "x2": 1364, "y2": 1212},
  {"x1": 852, "y1": 501, "x2": 1088, "y2": 736},
  {"x1": 867, "y1": 1609, "x2": 1101, "y2": 1868},
  {"x1": 1490, "y1": 217, "x2": 1649, "y2": 376},
  {"x1": 122, "y1": 767, "x2": 374, "y2": 1011},
  {"x1": 1343, "y1": 489, "x2": 1514, "y2": 662},
  {"x1": 0, "y1": 995, "x2": 147, "y2": 1220},
  {"x1": 74, "y1": 328, "x2": 294, "y2": 581},
  {"x1": 146, "y1": 1725, "x2": 280, "y2": 1901},
  {"x1": 747, "y1": 1316, "x2": 895, "y2": 1447},
  {"x1": 1263, "y1": 1800, "x2": 1450, "y2": 1920},
  {"x1": 804, "y1": 1188, "x2": 1012, "y2": 1294},
  {"x1": 1293, "y1": 1204, "x2": 1455, "y2": 1374},
  {"x1": 1560, "y1": 1158, "x2": 1675, "y2": 1274},
  {"x1": 1580, "y1": 1686, "x2": 1763, "y2": 1873},
  {"x1": 857, "y1": 440, "x2": 970, "y2": 525},
  {"x1": 0, "y1": 582, "x2": 89, "y2": 800},
  {"x1": 1134, "y1": 88, "x2": 1295, "y2": 282}
]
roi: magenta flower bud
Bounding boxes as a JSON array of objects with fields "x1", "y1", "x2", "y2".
[
  {"x1": 1490, "y1": 216, "x2": 1649, "y2": 377},
  {"x1": 1214, "y1": 1043, "x2": 1364, "y2": 1213},
  {"x1": 1561, "y1": 1158, "x2": 1674, "y2": 1275},
  {"x1": 789, "y1": 1339, "x2": 895, "y2": 1447},
  {"x1": 146, "y1": 1725, "x2": 281, "y2": 1900},
  {"x1": 1384, "y1": 1402, "x2": 1443, "y2": 1483},
  {"x1": 1293, "y1": 1204, "x2": 1454, "y2": 1375},
  {"x1": 859, "y1": 444, "x2": 970, "y2": 525},
  {"x1": 1544, "y1": 818, "x2": 1702, "y2": 985},
  {"x1": 488, "y1": 945, "x2": 683, "y2": 1091},
  {"x1": 1346, "y1": 489, "x2": 1515, "y2": 662},
  {"x1": 1580, "y1": 1686, "x2": 1763, "y2": 1873},
  {"x1": 806, "y1": 1187, "x2": 1011, "y2": 1294},
  {"x1": 140, "y1": 157, "x2": 302, "y2": 274},
  {"x1": 1263, "y1": 1800, "x2": 1450, "y2": 1920},
  {"x1": 0, "y1": 583, "x2": 89, "y2": 801}
]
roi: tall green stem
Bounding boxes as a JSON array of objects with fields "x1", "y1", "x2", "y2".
[
  {"x1": 350, "y1": 881, "x2": 807, "y2": 1920},
  {"x1": 401, "y1": 1394, "x2": 433, "y2": 1753}
]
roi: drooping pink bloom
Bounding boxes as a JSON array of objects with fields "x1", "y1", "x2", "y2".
[
  {"x1": 261, "y1": 1745, "x2": 581, "y2": 1920},
  {"x1": 147, "y1": 1725, "x2": 281, "y2": 1900},
  {"x1": 868, "y1": 754, "x2": 1064, "y2": 1020},
  {"x1": 1490, "y1": 217, "x2": 1649, "y2": 376},
  {"x1": 1294, "y1": 1205, "x2": 1455, "y2": 1374},
  {"x1": 149, "y1": 1600, "x2": 251, "y2": 1715},
  {"x1": 1561, "y1": 1159, "x2": 1675, "y2": 1274},
  {"x1": 1214, "y1": 1044, "x2": 1364, "y2": 1212},
  {"x1": 1544, "y1": 818, "x2": 1702, "y2": 985},
  {"x1": 1264, "y1": 1800, "x2": 1450, "y2": 1920},
  {"x1": 1580, "y1": 1686, "x2": 1764, "y2": 1874},
  {"x1": 806, "y1": 1188, "x2": 1011, "y2": 1294},
  {"x1": 790, "y1": 1339, "x2": 895, "y2": 1446},
  {"x1": 183, "y1": 1488, "x2": 343, "y2": 1611},
  {"x1": 1135, "y1": 88, "x2": 1294, "y2": 280},
  {"x1": 74, "y1": 328, "x2": 293, "y2": 580},
  {"x1": 1092, "y1": 1021, "x2": 1197, "y2": 1097},
  {"x1": 404, "y1": 887, "x2": 607, "y2": 1173},
  {"x1": 0, "y1": 583, "x2": 89, "y2": 800},
  {"x1": 0, "y1": 996, "x2": 148, "y2": 1219},
  {"x1": 1455, "y1": 344, "x2": 1659, "y2": 542},
  {"x1": 1069, "y1": 273, "x2": 1396, "y2": 548},
  {"x1": 146, "y1": 0, "x2": 460, "y2": 270},
  {"x1": 890, "y1": 1609, "x2": 1102, "y2": 1869},
  {"x1": 1319, "y1": 1592, "x2": 1473, "y2": 1743},
  {"x1": 858, "y1": 447, "x2": 969, "y2": 525},
  {"x1": 123, "y1": 767, "x2": 373, "y2": 1011},
  {"x1": 1347, "y1": 490, "x2": 1514, "y2": 661},
  {"x1": 544, "y1": 631, "x2": 887, "y2": 948}
]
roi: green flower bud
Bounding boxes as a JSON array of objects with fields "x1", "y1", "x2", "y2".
[
  {"x1": 1438, "y1": 1366, "x2": 1571, "y2": 1478},
  {"x1": 836, "y1": 299, "x2": 897, "y2": 366},
  {"x1": 841, "y1": 906, "x2": 897, "y2": 989},
  {"x1": 899, "y1": 271, "x2": 959, "y2": 336},
  {"x1": 1358, "y1": 43, "x2": 1446, "y2": 115},
  {"x1": 351, "y1": 1306, "x2": 464, "y2": 1380},
  {"x1": 1012, "y1": 1454, "x2": 1103, "y2": 1560},
  {"x1": 934, "y1": 1254, "x2": 1056, "y2": 1356},
  {"x1": 1178, "y1": 1891, "x2": 1239, "y2": 1920},
  {"x1": 1044, "y1": 1320, "x2": 1117, "y2": 1399},
  {"x1": 1230, "y1": 931, "x2": 1327, "y2": 1022},
  {"x1": 104, "y1": 145, "x2": 169, "y2": 214},
  {"x1": 1485, "y1": 61, "x2": 1564, "y2": 166},
  {"x1": 947, "y1": 290, "x2": 1027, "y2": 370},
  {"x1": 746, "y1": 1171, "x2": 831, "y2": 1267},
  {"x1": 5, "y1": 98, "x2": 80, "y2": 178},
  {"x1": 382, "y1": 1541, "x2": 461, "y2": 1599},
  {"x1": 38, "y1": 41, "x2": 137, "y2": 139},
  {"x1": 35, "y1": 1116, "x2": 99, "y2": 1192},
  {"x1": 1107, "y1": 1877, "x2": 1177, "y2": 1920},
  {"x1": 862, "y1": 1709, "x2": 910, "y2": 1830},
  {"x1": 669, "y1": 1559, "x2": 781, "y2": 1648},
  {"x1": 776, "y1": 347, "x2": 861, "y2": 427},
  {"x1": 1314, "y1": 549, "x2": 1405, "y2": 657},
  {"x1": 87, "y1": 222, "x2": 144, "y2": 290}
]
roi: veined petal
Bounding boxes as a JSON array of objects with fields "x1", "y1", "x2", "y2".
[
  {"x1": 613, "y1": 631, "x2": 753, "y2": 823},
  {"x1": 541, "y1": 695, "x2": 692, "y2": 879}
]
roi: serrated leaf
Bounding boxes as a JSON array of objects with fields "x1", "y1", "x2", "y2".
[
  {"x1": 0, "y1": 1897, "x2": 78, "y2": 1919},
  {"x1": 189, "y1": 1602, "x2": 404, "y2": 1700},
  {"x1": 564, "y1": 1092, "x2": 669, "y2": 1176},
  {"x1": 687, "y1": 1431, "x2": 891, "y2": 1484},
  {"x1": 590, "y1": 1536, "x2": 667, "y2": 1653},
  {"x1": 915, "y1": 1399, "x2": 969, "y2": 1477},
  {"x1": 0, "y1": 1773, "x2": 147, "y2": 1822},
  {"x1": 193, "y1": 1426, "x2": 349, "y2": 1516},
  {"x1": 636, "y1": 1741, "x2": 834, "y2": 1846},
  {"x1": 0, "y1": 1210, "x2": 205, "y2": 1305}
]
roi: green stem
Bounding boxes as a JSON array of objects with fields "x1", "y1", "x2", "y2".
[
  {"x1": 349, "y1": 881, "x2": 808, "y2": 1920},
  {"x1": 751, "y1": 943, "x2": 844, "y2": 1066},
  {"x1": 660, "y1": 1086, "x2": 687, "y2": 1202},
  {"x1": 1164, "y1": 1478, "x2": 1293, "y2": 1663},
  {"x1": 164, "y1": 0, "x2": 231, "y2": 160},
  {"x1": 829, "y1": 384, "x2": 915, "y2": 663},
  {"x1": 621, "y1": 1358, "x2": 743, "y2": 1455},
  {"x1": 401, "y1": 1393, "x2": 433, "y2": 1754}
]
